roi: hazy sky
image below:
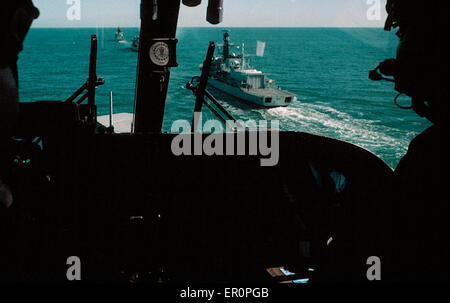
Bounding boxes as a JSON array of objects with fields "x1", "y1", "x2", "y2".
[{"x1": 32, "y1": 0, "x2": 388, "y2": 28}]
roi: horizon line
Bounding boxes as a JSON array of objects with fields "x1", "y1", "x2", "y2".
[{"x1": 31, "y1": 25, "x2": 385, "y2": 29}]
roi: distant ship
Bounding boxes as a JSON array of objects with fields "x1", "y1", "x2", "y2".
[
  {"x1": 205, "y1": 31, "x2": 297, "y2": 107},
  {"x1": 115, "y1": 27, "x2": 125, "y2": 42},
  {"x1": 131, "y1": 35, "x2": 139, "y2": 52}
]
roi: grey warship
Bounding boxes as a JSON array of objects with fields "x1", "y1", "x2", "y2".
[
  {"x1": 206, "y1": 31, "x2": 297, "y2": 107},
  {"x1": 115, "y1": 27, "x2": 125, "y2": 42}
]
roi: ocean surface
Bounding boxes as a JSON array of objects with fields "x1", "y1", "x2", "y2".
[{"x1": 18, "y1": 27, "x2": 431, "y2": 168}]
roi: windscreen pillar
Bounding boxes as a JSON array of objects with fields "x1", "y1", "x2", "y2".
[{"x1": 134, "y1": 0, "x2": 180, "y2": 133}]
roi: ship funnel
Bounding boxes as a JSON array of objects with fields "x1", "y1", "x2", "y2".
[
  {"x1": 207, "y1": 0, "x2": 223, "y2": 24},
  {"x1": 182, "y1": 0, "x2": 202, "y2": 6}
]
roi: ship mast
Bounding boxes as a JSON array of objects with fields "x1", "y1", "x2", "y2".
[
  {"x1": 241, "y1": 42, "x2": 245, "y2": 70},
  {"x1": 223, "y1": 30, "x2": 230, "y2": 59}
]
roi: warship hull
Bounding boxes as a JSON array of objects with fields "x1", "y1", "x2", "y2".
[{"x1": 208, "y1": 78, "x2": 296, "y2": 107}]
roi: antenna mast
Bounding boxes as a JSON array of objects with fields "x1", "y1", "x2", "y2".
[{"x1": 242, "y1": 42, "x2": 245, "y2": 70}]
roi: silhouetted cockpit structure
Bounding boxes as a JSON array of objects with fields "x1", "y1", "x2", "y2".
[{"x1": 1, "y1": 0, "x2": 449, "y2": 283}]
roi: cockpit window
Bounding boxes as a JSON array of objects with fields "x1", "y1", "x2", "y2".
[{"x1": 18, "y1": 0, "x2": 430, "y2": 168}]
